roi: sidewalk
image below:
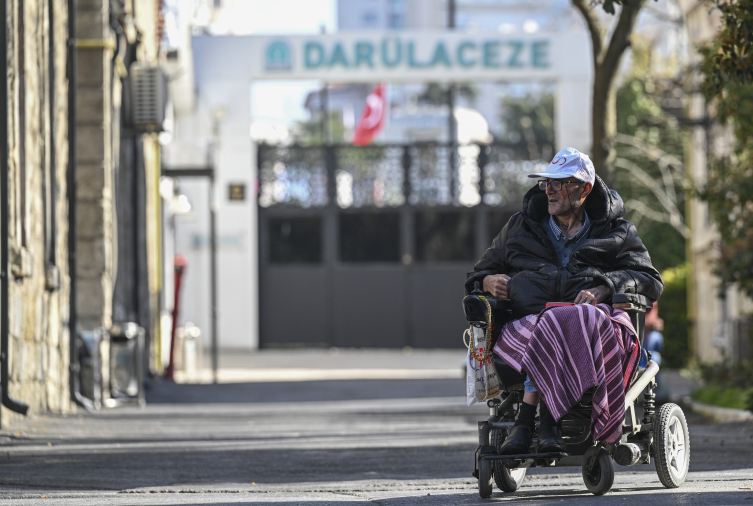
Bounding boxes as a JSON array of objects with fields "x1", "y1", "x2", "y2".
[{"x1": 173, "y1": 348, "x2": 468, "y2": 384}]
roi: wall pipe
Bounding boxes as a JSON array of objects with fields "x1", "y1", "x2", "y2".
[
  {"x1": 67, "y1": 0, "x2": 95, "y2": 411},
  {"x1": 1, "y1": 0, "x2": 30, "y2": 418}
]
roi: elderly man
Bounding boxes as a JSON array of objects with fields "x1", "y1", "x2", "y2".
[{"x1": 465, "y1": 147, "x2": 663, "y2": 455}]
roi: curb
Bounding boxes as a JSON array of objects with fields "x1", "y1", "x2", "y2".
[{"x1": 685, "y1": 398, "x2": 753, "y2": 423}]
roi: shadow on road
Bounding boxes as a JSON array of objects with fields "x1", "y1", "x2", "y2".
[{"x1": 146, "y1": 378, "x2": 465, "y2": 404}]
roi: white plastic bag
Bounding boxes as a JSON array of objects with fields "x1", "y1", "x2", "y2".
[{"x1": 465, "y1": 326, "x2": 500, "y2": 406}]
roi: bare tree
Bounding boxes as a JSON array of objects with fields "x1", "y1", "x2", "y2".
[
  {"x1": 572, "y1": 0, "x2": 646, "y2": 187},
  {"x1": 614, "y1": 133, "x2": 689, "y2": 239}
]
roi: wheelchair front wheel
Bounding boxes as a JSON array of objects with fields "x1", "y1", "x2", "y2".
[
  {"x1": 654, "y1": 403, "x2": 690, "y2": 488},
  {"x1": 478, "y1": 457, "x2": 493, "y2": 498},
  {"x1": 490, "y1": 429, "x2": 527, "y2": 492},
  {"x1": 581, "y1": 446, "x2": 614, "y2": 495}
]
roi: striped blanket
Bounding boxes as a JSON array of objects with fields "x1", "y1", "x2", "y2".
[{"x1": 493, "y1": 303, "x2": 641, "y2": 445}]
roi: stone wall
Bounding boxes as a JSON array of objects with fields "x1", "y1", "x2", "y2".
[
  {"x1": 3, "y1": 0, "x2": 72, "y2": 426},
  {"x1": 75, "y1": 0, "x2": 115, "y2": 332}
]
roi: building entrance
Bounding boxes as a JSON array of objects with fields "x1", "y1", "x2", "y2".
[
  {"x1": 257, "y1": 141, "x2": 546, "y2": 348},
  {"x1": 165, "y1": 30, "x2": 591, "y2": 349}
]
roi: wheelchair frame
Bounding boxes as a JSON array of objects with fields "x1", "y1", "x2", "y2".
[{"x1": 463, "y1": 289, "x2": 690, "y2": 497}]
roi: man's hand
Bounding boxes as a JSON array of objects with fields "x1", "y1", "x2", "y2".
[
  {"x1": 574, "y1": 285, "x2": 611, "y2": 305},
  {"x1": 483, "y1": 274, "x2": 511, "y2": 299}
]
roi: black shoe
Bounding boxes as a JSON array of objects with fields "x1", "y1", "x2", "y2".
[
  {"x1": 498, "y1": 425, "x2": 533, "y2": 455},
  {"x1": 537, "y1": 422, "x2": 566, "y2": 453}
]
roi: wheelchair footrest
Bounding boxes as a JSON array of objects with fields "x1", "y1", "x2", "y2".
[{"x1": 480, "y1": 452, "x2": 568, "y2": 461}]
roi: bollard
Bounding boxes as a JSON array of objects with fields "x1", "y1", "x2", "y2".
[{"x1": 165, "y1": 255, "x2": 187, "y2": 380}]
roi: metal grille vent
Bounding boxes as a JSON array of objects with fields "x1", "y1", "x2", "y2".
[{"x1": 130, "y1": 64, "x2": 166, "y2": 132}]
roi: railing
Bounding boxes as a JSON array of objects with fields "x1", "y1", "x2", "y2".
[{"x1": 257, "y1": 142, "x2": 551, "y2": 210}]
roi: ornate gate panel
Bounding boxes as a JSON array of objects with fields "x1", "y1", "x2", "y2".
[{"x1": 257, "y1": 142, "x2": 546, "y2": 348}]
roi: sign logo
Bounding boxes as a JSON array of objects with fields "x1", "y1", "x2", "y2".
[{"x1": 265, "y1": 41, "x2": 292, "y2": 70}]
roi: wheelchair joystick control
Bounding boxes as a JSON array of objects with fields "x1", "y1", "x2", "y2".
[
  {"x1": 472, "y1": 281, "x2": 483, "y2": 296},
  {"x1": 463, "y1": 282, "x2": 491, "y2": 326}
]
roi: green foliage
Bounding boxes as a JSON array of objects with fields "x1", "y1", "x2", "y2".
[
  {"x1": 691, "y1": 384, "x2": 753, "y2": 411},
  {"x1": 699, "y1": 0, "x2": 753, "y2": 299},
  {"x1": 699, "y1": 0, "x2": 753, "y2": 99},
  {"x1": 417, "y1": 83, "x2": 479, "y2": 106},
  {"x1": 498, "y1": 91, "x2": 555, "y2": 161},
  {"x1": 690, "y1": 358, "x2": 753, "y2": 411},
  {"x1": 658, "y1": 263, "x2": 690, "y2": 369},
  {"x1": 614, "y1": 41, "x2": 686, "y2": 273},
  {"x1": 291, "y1": 110, "x2": 346, "y2": 145}
]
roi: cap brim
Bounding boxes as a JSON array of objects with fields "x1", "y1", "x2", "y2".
[{"x1": 527, "y1": 171, "x2": 571, "y2": 179}]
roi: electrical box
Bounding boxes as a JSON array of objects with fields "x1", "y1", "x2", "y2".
[{"x1": 130, "y1": 63, "x2": 167, "y2": 132}]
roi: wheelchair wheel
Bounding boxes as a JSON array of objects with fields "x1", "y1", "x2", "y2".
[
  {"x1": 654, "y1": 403, "x2": 690, "y2": 488},
  {"x1": 581, "y1": 446, "x2": 614, "y2": 495},
  {"x1": 490, "y1": 429, "x2": 527, "y2": 492},
  {"x1": 478, "y1": 457, "x2": 493, "y2": 498}
]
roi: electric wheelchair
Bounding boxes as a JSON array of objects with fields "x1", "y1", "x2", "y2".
[{"x1": 463, "y1": 284, "x2": 690, "y2": 498}]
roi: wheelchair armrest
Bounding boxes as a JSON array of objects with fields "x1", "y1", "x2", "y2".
[
  {"x1": 612, "y1": 294, "x2": 652, "y2": 346},
  {"x1": 612, "y1": 293, "x2": 652, "y2": 312},
  {"x1": 488, "y1": 298, "x2": 511, "y2": 311}
]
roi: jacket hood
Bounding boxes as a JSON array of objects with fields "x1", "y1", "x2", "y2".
[{"x1": 521, "y1": 175, "x2": 625, "y2": 226}]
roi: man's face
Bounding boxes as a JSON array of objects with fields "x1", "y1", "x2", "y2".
[{"x1": 541, "y1": 177, "x2": 589, "y2": 216}]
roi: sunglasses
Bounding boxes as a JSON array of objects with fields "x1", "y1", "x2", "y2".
[{"x1": 538, "y1": 179, "x2": 581, "y2": 192}]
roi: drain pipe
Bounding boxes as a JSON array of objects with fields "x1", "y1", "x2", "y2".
[
  {"x1": 0, "y1": 0, "x2": 30, "y2": 417},
  {"x1": 67, "y1": 0, "x2": 94, "y2": 411}
]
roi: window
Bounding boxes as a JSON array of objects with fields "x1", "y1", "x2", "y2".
[
  {"x1": 269, "y1": 217, "x2": 322, "y2": 264},
  {"x1": 387, "y1": 13, "x2": 403, "y2": 28},
  {"x1": 340, "y1": 213, "x2": 400, "y2": 262},
  {"x1": 415, "y1": 211, "x2": 474, "y2": 262},
  {"x1": 361, "y1": 11, "x2": 378, "y2": 26}
]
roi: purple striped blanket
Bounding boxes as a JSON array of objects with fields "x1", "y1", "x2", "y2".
[{"x1": 493, "y1": 303, "x2": 641, "y2": 445}]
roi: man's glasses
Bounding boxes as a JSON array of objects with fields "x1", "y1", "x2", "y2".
[{"x1": 538, "y1": 179, "x2": 580, "y2": 192}]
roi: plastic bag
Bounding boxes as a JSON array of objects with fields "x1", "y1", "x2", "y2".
[{"x1": 466, "y1": 326, "x2": 500, "y2": 406}]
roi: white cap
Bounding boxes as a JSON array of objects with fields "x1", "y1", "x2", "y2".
[{"x1": 528, "y1": 147, "x2": 595, "y2": 185}]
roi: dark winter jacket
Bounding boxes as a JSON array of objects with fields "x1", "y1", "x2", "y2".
[{"x1": 466, "y1": 176, "x2": 664, "y2": 320}]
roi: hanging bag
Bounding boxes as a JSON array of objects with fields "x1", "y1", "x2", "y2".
[{"x1": 464, "y1": 297, "x2": 500, "y2": 406}]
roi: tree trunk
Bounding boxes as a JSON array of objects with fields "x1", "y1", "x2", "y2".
[
  {"x1": 572, "y1": 0, "x2": 645, "y2": 189},
  {"x1": 592, "y1": 64, "x2": 619, "y2": 188}
]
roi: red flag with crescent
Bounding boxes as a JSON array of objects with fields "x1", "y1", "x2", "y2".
[{"x1": 353, "y1": 84, "x2": 386, "y2": 146}]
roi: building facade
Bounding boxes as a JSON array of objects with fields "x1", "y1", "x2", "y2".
[
  {"x1": 2, "y1": 0, "x2": 72, "y2": 427},
  {"x1": 1, "y1": 0, "x2": 165, "y2": 427},
  {"x1": 678, "y1": 0, "x2": 753, "y2": 363}
]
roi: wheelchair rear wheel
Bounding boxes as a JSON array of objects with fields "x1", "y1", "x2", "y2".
[
  {"x1": 581, "y1": 446, "x2": 614, "y2": 495},
  {"x1": 654, "y1": 403, "x2": 690, "y2": 488},
  {"x1": 490, "y1": 429, "x2": 527, "y2": 492}
]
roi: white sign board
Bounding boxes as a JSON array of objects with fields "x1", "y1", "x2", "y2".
[{"x1": 192, "y1": 31, "x2": 591, "y2": 83}]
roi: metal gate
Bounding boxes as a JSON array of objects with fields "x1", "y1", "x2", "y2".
[{"x1": 257, "y1": 142, "x2": 548, "y2": 348}]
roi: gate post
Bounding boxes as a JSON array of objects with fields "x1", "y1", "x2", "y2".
[{"x1": 475, "y1": 143, "x2": 489, "y2": 259}]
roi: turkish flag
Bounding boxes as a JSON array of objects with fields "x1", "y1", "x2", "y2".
[{"x1": 352, "y1": 84, "x2": 386, "y2": 146}]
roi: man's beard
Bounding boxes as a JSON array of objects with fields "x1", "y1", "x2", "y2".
[{"x1": 550, "y1": 197, "x2": 583, "y2": 217}]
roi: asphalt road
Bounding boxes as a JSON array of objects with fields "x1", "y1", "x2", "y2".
[{"x1": 0, "y1": 367, "x2": 751, "y2": 505}]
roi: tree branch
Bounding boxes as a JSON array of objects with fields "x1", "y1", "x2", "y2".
[
  {"x1": 615, "y1": 133, "x2": 688, "y2": 204},
  {"x1": 615, "y1": 157, "x2": 689, "y2": 237},
  {"x1": 600, "y1": 0, "x2": 645, "y2": 76},
  {"x1": 624, "y1": 199, "x2": 689, "y2": 238},
  {"x1": 571, "y1": 0, "x2": 606, "y2": 64}
]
